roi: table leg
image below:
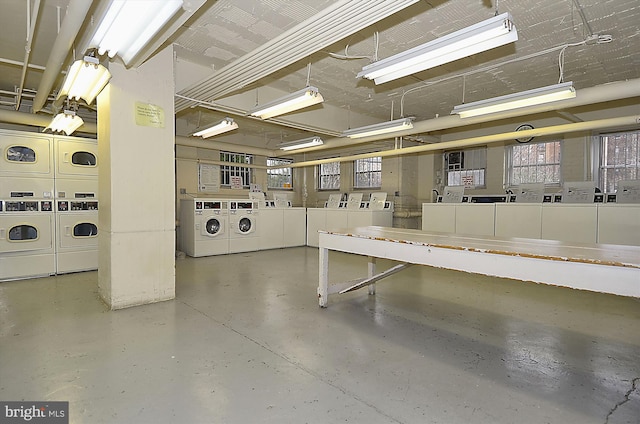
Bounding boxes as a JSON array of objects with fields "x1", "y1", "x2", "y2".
[
  {"x1": 318, "y1": 246, "x2": 329, "y2": 307},
  {"x1": 368, "y1": 256, "x2": 376, "y2": 295}
]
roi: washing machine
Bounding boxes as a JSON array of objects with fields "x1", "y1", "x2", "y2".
[
  {"x1": 228, "y1": 200, "x2": 259, "y2": 253},
  {"x1": 0, "y1": 130, "x2": 54, "y2": 178},
  {"x1": 180, "y1": 198, "x2": 229, "y2": 257},
  {"x1": 55, "y1": 179, "x2": 99, "y2": 274},
  {"x1": 54, "y1": 136, "x2": 98, "y2": 179},
  {"x1": 0, "y1": 198, "x2": 56, "y2": 281}
]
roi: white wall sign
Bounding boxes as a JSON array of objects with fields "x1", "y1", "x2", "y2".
[
  {"x1": 134, "y1": 102, "x2": 165, "y2": 128},
  {"x1": 198, "y1": 163, "x2": 220, "y2": 193},
  {"x1": 230, "y1": 176, "x2": 243, "y2": 190},
  {"x1": 462, "y1": 175, "x2": 475, "y2": 188}
]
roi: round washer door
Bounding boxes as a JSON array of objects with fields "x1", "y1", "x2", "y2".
[
  {"x1": 203, "y1": 217, "x2": 222, "y2": 236},
  {"x1": 237, "y1": 217, "x2": 253, "y2": 234}
]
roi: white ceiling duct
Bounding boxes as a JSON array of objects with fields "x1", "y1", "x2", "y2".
[
  {"x1": 274, "y1": 78, "x2": 640, "y2": 155},
  {"x1": 276, "y1": 115, "x2": 639, "y2": 169},
  {"x1": 32, "y1": 0, "x2": 95, "y2": 113},
  {"x1": 175, "y1": 0, "x2": 419, "y2": 112}
]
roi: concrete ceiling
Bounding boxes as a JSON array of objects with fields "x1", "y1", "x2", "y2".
[{"x1": 0, "y1": 0, "x2": 638, "y2": 151}]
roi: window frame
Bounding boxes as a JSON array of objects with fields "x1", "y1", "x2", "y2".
[
  {"x1": 444, "y1": 147, "x2": 487, "y2": 189},
  {"x1": 219, "y1": 151, "x2": 253, "y2": 188},
  {"x1": 266, "y1": 157, "x2": 294, "y2": 190},
  {"x1": 505, "y1": 140, "x2": 562, "y2": 188},
  {"x1": 317, "y1": 161, "x2": 341, "y2": 191},
  {"x1": 595, "y1": 129, "x2": 640, "y2": 193},
  {"x1": 353, "y1": 156, "x2": 382, "y2": 189}
]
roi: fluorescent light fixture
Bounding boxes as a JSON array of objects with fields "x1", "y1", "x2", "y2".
[
  {"x1": 342, "y1": 118, "x2": 413, "y2": 139},
  {"x1": 44, "y1": 110, "x2": 84, "y2": 136},
  {"x1": 357, "y1": 12, "x2": 518, "y2": 85},
  {"x1": 451, "y1": 82, "x2": 576, "y2": 118},
  {"x1": 90, "y1": 0, "x2": 183, "y2": 66},
  {"x1": 248, "y1": 86, "x2": 324, "y2": 119},
  {"x1": 57, "y1": 56, "x2": 111, "y2": 105},
  {"x1": 192, "y1": 118, "x2": 238, "y2": 138},
  {"x1": 278, "y1": 137, "x2": 324, "y2": 151}
]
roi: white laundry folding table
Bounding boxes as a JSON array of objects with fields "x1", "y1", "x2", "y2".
[{"x1": 317, "y1": 226, "x2": 640, "y2": 307}]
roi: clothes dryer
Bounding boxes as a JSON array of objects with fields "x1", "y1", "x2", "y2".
[
  {"x1": 54, "y1": 136, "x2": 98, "y2": 179},
  {"x1": 228, "y1": 200, "x2": 259, "y2": 253},
  {"x1": 180, "y1": 199, "x2": 229, "y2": 257},
  {"x1": 0, "y1": 130, "x2": 54, "y2": 178},
  {"x1": 0, "y1": 198, "x2": 56, "y2": 281}
]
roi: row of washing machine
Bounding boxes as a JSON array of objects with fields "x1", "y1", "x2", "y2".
[
  {"x1": 180, "y1": 198, "x2": 260, "y2": 257},
  {"x1": 179, "y1": 197, "x2": 308, "y2": 257},
  {"x1": 1, "y1": 130, "x2": 99, "y2": 281}
]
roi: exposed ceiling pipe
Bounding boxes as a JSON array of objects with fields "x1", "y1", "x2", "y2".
[
  {"x1": 176, "y1": 0, "x2": 419, "y2": 112},
  {"x1": 277, "y1": 115, "x2": 639, "y2": 169},
  {"x1": 0, "y1": 107, "x2": 97, "y2": 134},
  {"x1": 274, "y1": 78, "x2": 640, "y2": 156},
  {"x1": 32, "y1": 0, "x2": 95, "y2": 113},
  {"x1": 16, "y1": 0, "x2": 42, "y2": 110}
]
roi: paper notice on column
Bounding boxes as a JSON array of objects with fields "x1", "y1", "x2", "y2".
[
  {"x1": 135, "y1": 102, "x2": 165, "y2": 128},
  {"x1": 199, "y1": 163, "x2": 220, "y2": 193}
]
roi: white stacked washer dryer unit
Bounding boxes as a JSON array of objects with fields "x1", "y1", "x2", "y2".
[
  {"x1": 0, "y1": 130, "x2": 56, "y2": 280},
  {"x1": 55, "y1": 179, "x2": 99, "y2": 273},
  {"x1": 180, "y1": 198, "x2": 229, "y2": 257},
  {"x1": 228, "y1": 200, "x2": 259, "y2": 253},
  {"x1": 54, "y1": 136, "x2": 99, "y2": 274},
  {"x1": 0, "y1": 198, "x2": 56, "y2": 281}
]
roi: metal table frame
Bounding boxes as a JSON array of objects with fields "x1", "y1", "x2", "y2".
[{"x1": 318, "y1": 227, "x2": 640, "y2": 307}]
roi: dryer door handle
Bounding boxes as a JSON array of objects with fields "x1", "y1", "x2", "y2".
[
  {"x1": 63, "y1": 152, "x2": 70, "y2": 163},
  {"x1": 65, "y1": 225, "x2": 71, "y2": 236},
  {"x1": 0, "y1": 228, "x2": 5, "y2": 239}
]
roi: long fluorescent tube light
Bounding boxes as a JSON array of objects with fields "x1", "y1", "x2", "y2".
[
  {"x1": 342, "y1": 118, "x2": 413, "y2": 139},
  {"x1": 90, "y1": 0, "x2": 183, "y2": 66},
  {"x1": 57, "y1": 56, "x2": 111, "y2": 105},
  {"x1": 248, "y1": 86, "x2": 324, "y2": 119},
  {"x1": 278, "y1": 137, "x2": 324, "y2": 151},
  {"x1": 192, "y1": 118, "x2": 238, "y2": 138},
  {"x1": 451, "y1": 82, "x2": 576, "y2": 118},
  {"x1": 44, "y1": 110, "x2": 84, "y2": 136},
  {"x1": 357, "y1": 12, "x2": 517, "y2": 85}
]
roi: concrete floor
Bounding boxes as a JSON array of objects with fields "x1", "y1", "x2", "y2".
[{"x1": 1, "y1": 246, "x2": 639, "y2": 424}]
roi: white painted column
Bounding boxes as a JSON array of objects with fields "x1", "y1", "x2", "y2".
[{"x1": 97, "y1": 47, "x2": 176, "y2": 310}]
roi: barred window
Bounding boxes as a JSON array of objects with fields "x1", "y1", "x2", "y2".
[
  {"x1": 506, "y1": 141, "x2": 561, "y2": 187},
  {"x1": 598, "y1": 130, "x2": 640, "y2": 193},
  {"x1": 354, "y1": 156, "x2": 382, "y2": 188},
  {"x1": 220, "y1": 151, "x2": 252, "y2": 188},
  {"x1": 445, "y1": 147, "x2": 486, "y2": 188},
  {"x1": 318, "y1": 162, "x2": 340, "y2": 190},
  {"x1": 267, "y1": 158, "x2": 293, "y2": 189}
]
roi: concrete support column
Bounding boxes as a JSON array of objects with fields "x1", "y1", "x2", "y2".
[{"x1": 97, "y1": 47, "x2": 176, "y2": 310}]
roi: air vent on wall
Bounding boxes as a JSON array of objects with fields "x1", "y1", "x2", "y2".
[{"x1": 445, "y1": 151, "x2": 464, "y2": 170}]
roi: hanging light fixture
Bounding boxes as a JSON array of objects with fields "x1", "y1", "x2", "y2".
[
  {"x1": 44, "y1": 110, "x2": 84, "y2": 136},
  {"x1": 357, "y1": 12, "x2": 518, "y2": 85},
  {"x1": 248, "y1": 86, "x2": 324, "y2": 119},
  {"x1": 451, "y1": 82, "x2": 576, "y2": 118},
  {"x1": 57, "y1": 56, "x2": 111, "y2": 105},
  {"x1": 342, "y1": 118, "x2": 413, "y2": 138},
  {"x1": 278, "y1": 136, "x2": 324, "y2": 151},
  {"x1": 90, "y1": 0, "x2": 183, "y2": 66},
  {"x1": 192, "y1": 118, "x2": 238, "y2": 139}
]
